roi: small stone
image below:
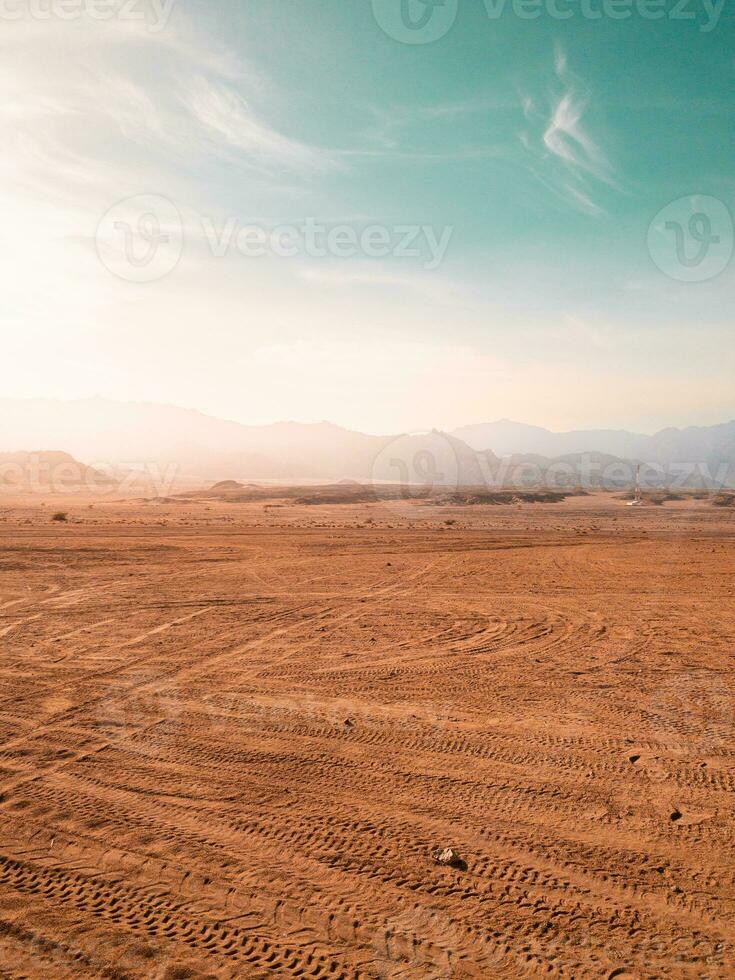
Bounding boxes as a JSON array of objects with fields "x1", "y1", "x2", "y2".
[{"x1": 432, "y1": 847, "x2": 466, "y2": 870}]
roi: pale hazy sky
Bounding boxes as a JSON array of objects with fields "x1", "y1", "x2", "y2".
[{"x1": 2, "y1": 1, "x2": 733, "y2": 434}]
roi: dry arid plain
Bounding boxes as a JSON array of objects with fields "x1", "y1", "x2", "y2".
[{"x1": 0, "y1": 491, "x2": 733, "y2": 978}]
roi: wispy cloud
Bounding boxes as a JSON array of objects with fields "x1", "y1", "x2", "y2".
[
  {"x1": 298, "y1": 264, "x2": 460, "y2": 303},
  {"x1": 0, "y1": 8, "x2": 344, "y2": 354},
  {"x1": 543, "y1": 92, "x2": 612, "y2": 185},
  {"x1": 553, "y1": 42, "x2": 568, "y2": 76},
  {"x1": 353, "y1": 96, "x2": 519, "y2": 162},
  {"x1": 518, "y1": 46, "x2": 618, "y2": 216},
  {"x1": 343, "y1": 59, "x2": 616, "y2": 215},
  {"x1": 178, "y1": 76, "x2": 338, "y2": 173},
  {"x1": 0, "y1": 11, "x2": 336, "y2": 222}
]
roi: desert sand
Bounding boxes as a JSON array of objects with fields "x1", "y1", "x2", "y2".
[{"x1": 0, "y1": 492, "x2": 732, "y2": 978}]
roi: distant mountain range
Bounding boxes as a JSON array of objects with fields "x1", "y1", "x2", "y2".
[
  {"x1": 452, "y1": 419, "x2": 649, "y2": 458},
  {"x1": 0, "y1": 398, "x2": 733, "y2": 488},
  {"x1": 452, "y1": 418, "x2": 735, "y2": 467}
]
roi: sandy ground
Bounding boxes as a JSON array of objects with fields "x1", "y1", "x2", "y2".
[{"x1": 0, "y1": 493, "x2": 732, "y2": 978}]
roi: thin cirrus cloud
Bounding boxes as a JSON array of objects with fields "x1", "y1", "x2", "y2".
[
  {"x1": 542, "y1": 92, "x2": 612, "y2": 185},
  {"x1": 351, "y1": 51, "x2": 616, "y2": 216},
  {"x1": 519, "y1": 47, "x2": 618, "y2": 216},
  {"x1": 297, "y1": 264, "x2": 461, "y2": 303},
  {"x1": 360, "y1": 96, "x2": 518, "y2": 150},
  {"x1": 179, "y1": 76, "x2": 339, "y2": 174},
  {"x1": 0, "y1": 11, "x2": 335, "y2": 224},
  {"x1": 352, "y1": 96, "x2": 521, "y2": 165},
  {"x1": 0, "y1": 8, "x2": 344, "y2": 349}
]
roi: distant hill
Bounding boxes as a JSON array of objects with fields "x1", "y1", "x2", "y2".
[
  {"x1": 175, "y1": 481, "x2": 578, "y2": 506},
  {"x1": 452, "y1": 419, "x2": 735, "y2": 486},
  {"x1": 451, "y1": 419, "x2": 649, "y2": 458},
  {"x1": 0, "y1": 450, "x2": 110, "y2": 488},
  {"x1": 0, "y1": 399, "x2": 733, "y2": 487}
]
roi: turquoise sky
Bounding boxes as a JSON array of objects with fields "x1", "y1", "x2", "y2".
[{"x1": 3, "y1": 0, "x2": 733, "y2": 433}]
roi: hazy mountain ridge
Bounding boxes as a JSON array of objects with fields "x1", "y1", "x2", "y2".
[
  {"x1": 452, "y1": 419, "x2": 735, "y2": 486},
  {"x1": 0, "y1": 399, "x2": 733, "y2": 486},
  {"x1": 451, "y1": 419, "x2": 650, "y2": 458}
]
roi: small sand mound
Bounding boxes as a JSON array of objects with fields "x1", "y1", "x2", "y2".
[{"x1": 211, "y1": 480, "x2": 246, "y2": 491}]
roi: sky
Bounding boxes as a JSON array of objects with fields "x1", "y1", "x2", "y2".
[{"x1": 2, "y1": 0, "x2": 733, "y2": 435}]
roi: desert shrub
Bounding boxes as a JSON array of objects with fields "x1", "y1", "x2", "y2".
[
  {"x1": 712, "y1": 493, "x2": 735, "y2": 507},
  {"x1": 51, "y1": 511, "x2": 68, "y2": 522}
]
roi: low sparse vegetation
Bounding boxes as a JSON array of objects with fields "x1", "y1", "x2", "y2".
[
  {"x1": 712, "y1": 493, "x2": 735, "y2": 507},
  {"x1": 51, "y1": 511, "x2": 68, "y2": 522}
]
